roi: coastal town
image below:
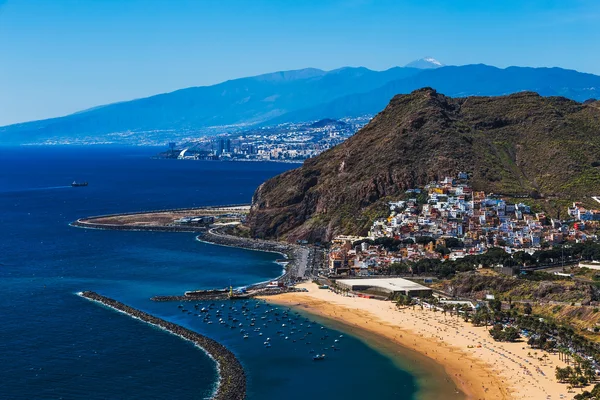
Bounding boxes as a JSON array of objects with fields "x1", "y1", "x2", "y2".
[
  {"x1": 156, "y1": 117, "x2": 369, "y2": 162},
  {"x1": 328, "y1": 174, "x2": 600, "y2": 276}
]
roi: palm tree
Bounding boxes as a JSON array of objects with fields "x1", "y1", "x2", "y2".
[{"x1": 461, "y1": 304, "x2": 471, "y2": 322}]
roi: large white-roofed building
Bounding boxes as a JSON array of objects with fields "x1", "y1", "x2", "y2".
[{"x1": 336, "y1": 277, "x2": 432, "y2": 298}]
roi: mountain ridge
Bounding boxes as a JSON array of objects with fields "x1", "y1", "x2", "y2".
[
  {"x1": 247, "y1": 88, "x2": 600, "y2": 242},
  {"x1": 269, "y1": 64, "x2": 600, "y2": 124},
  {"x1": 2, "y1": 64, "x2": 600, "y2": 145},
  {"x1": 405, "y1": 57, "x2": 444, "y2": 69}
]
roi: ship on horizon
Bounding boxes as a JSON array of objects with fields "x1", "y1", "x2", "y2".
[{"x1": 71, "y1": 181, "x2": 88, "y2": 187}]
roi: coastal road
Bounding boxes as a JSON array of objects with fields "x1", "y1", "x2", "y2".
[{"x1": 295, "y1": 247, "x2": 309, "y2": 278}]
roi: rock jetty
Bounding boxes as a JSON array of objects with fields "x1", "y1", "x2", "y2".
[{"x1": 79, "y1": 291, "x2": 246, "y2": 400}]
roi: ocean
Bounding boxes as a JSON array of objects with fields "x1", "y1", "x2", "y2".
[{"x1": 0, "y1": 146, "x2": 418, "y2": 399}]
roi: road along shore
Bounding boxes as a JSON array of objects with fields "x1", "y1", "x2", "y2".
[{"x1": 79, "y1": 291, "x2": 246, "y2": 400}]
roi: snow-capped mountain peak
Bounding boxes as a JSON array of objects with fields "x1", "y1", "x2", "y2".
[{"x1": 405, "y1": 57, "x2": 445, "y2": 69}]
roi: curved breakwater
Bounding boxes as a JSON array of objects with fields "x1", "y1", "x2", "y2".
[
  {"x1": 197, "y1": 228, "x2": 309, "y2": 283},
  {"x1": 70, "y1": 219, "x2": 207, "y2": 233},
  {"x1": 79, "y1": 291, "x2": 246, "y2": 400}
]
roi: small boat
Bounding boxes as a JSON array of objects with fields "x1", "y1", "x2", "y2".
[
  {"x1": 71, "y1": 181, "x2": 88, "y2": 187},
  {"x1": 313, "y1": 354, "x2": 326, "y2": 361},
  {"x1": 243, "y1": 334, "x2": 249, "y2": 339}
]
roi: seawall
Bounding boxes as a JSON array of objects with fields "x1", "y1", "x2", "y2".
[
  {"x1": 71, "y1": 220, "x2": 207, "y2": 233},
  {"x1": 197, "y1": 227, "x2": 310, "y2": 283},
  {"x1": 79, "y1": 291, "x2": 246, "y2": 400},
  {"x1": 70, "y1": 204, "x2": 250, "y2": 233}
]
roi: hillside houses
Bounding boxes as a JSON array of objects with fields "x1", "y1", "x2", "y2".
[
  {"x1": 328, "y1": 175, "x2": 599, "y2": 276},
  {"x1": 568, "y1": 202, "x2": 600, "y2": 222}
]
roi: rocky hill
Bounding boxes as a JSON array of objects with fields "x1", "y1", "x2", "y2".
[{"x1": 247, "y1": 88, "x2": 600, "y2": 242}]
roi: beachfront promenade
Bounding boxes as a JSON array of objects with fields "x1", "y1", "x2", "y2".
[{"x1": 80, "y1": 291, "x2": 246, "y2": 400}]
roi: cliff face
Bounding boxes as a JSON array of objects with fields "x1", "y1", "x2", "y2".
[{"x1": 248, "y1": 88, "x2": 600, "y2": 242}]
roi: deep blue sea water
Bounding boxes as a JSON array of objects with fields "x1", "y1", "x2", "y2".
[{"x1": 0, "y1": 146, "x2": 418, "y2": 399}]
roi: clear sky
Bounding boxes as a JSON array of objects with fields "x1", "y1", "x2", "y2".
[{"x1": 1, "y1": 0, "x2": 599, "y2": 126}]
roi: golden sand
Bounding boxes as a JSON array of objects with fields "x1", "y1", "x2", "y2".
[{"x1": 260, "y1": 282, "x2": 577, "y2": 400}]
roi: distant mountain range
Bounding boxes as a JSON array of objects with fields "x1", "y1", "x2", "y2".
[
  {"x1": 404, "y1": 57, "x2": 444, "y2": 69},
  {"x1": 1, "y1": 59, "x2": 599, "y2": 145}
]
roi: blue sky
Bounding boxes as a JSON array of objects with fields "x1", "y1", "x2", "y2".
[{"x1": 1, "y1": 0, "x2": 599, "y2": 126}]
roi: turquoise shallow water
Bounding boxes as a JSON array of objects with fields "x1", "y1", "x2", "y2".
[{"x1": 0, "y1": 146, "x2": 418, "y2": 399}]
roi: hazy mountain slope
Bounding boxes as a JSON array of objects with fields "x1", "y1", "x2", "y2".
[
  {"x1": 405, "y1": 57, "x2": 444, "y2": 69},
  {"x1": 247, "y1": 88, "x2": 600, "y2": 242},
  {"x1": 274, "y1": 65, "x2": 600, "y2": 123},
  {"x1": 0, "y1": 67, "x2": 419, "y2": 144},
  {"x1": 3, "y1": 64, "x2": 599, "y2": 145}
]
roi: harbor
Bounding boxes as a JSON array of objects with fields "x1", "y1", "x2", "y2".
[
  {"x1": 67, "y1": 202, "x2": 460, "y2": 400},
  {"x1": 167, "y1": 297, "x2": 348, "y2": 365}
]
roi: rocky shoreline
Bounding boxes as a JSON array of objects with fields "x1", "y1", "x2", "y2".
[
  {"x1": 79, "y1": 291, "x2": 246, "y2": 400},
  {"x1": 197, "y1": 227, "x2": 310, "y2": 283}
]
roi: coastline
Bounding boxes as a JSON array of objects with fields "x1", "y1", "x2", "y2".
[
  {"x1": 69, "y1": 209, "x2": 479, "y2": 398},
  {"x1": 70, "y1": 205, "x2": 250, "y2": 233},
  {"x1": 292, "y1": 304, "x2": 465, "y2": 400},
  {"x1": 196, "y1": 227, "x2": 310, "y2": 283},
  {"x1": 69, "y1": 208, "x2": 521, "y2": 399},
  {"x1": 261, "y1": 282, "x2": 577, "y2": 400}
]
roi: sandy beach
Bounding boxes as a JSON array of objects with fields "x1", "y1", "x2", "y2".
[{"x1": 261, "y1": 282, "x2": 576, "y2": 400}]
